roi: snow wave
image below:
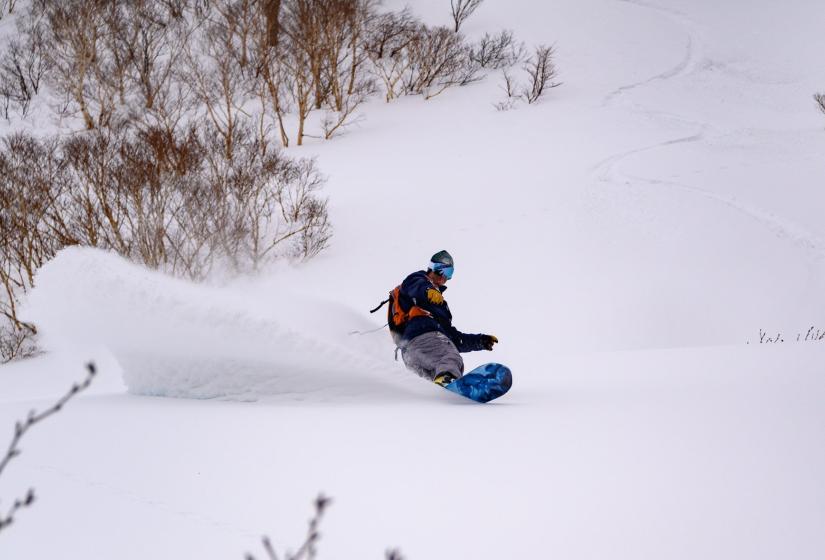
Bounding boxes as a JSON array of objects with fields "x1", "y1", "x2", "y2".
[{"x1": 24, "y1": 247, "x2": 414, "y2": 401}]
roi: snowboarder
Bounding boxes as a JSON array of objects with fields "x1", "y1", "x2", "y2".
[{"x1": 394, "y1": 250, "x2": 498, "y2": 386}]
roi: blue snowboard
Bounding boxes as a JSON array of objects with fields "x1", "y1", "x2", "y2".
[{"x1": 443, "y1": 363, "x2": 512, "y2": 403}]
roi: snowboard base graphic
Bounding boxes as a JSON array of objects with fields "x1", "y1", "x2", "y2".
[{"x1": 442, "y1": 362, "x2": 512, "y2": 403}]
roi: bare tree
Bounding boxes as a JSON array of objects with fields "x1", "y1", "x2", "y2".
[
  {"x1": 450, "y1": 0, "x2": 483, "y2": 33},
  {"x1": 0, "y1": 363, "x2": 96, "y2": 533},
  {"x1": 196, "y1": 121, "x2": 331, "y2": 269},
  {"x1": 317, "y1": 0, "x2": 375, "y2": 138},
  {"x1": 251, "y1": 31, "x2": 293, "y2": 147},
  {"x1": 521, "y1": 44, "x2": 560, "y2": 104},
  {"x1": 0, "y1": 7, "x2": 50, "y2": 118},
  {"x1": 471, "y1": 30, "x2": 523, "y2": 69},
  {"x1": 43, "y1": 0, "x2": 115, "y2": 129},
  {"x1": 0, "y1": 133, "x2": 64, "y2": 361},
  {"x1": 401, "y1": 25, "x2": 478, "y2": 99},
  {"x1": 275, "y1": 0, "x2": 375, "y2": 144},
  {"x1": 0, "y1": 76, "x2": 13, "y2": 120},
  {"x1": 269, "y1": 0, "x2": 322, "y2": 145},
  {"x1": 494, "y1": 44, "x2": 560, "y2": 108},
  {"x1": 104, "y1": 1, "x2": 187, "y2": 118},
  {"x1": 493, "y1": 68, "x2": 518, "y2": 111},
  {"x1": 183, "y1": 0, "x2": 255, "y2": 158},
  {"x1": 264, "y1": 0, "x2": 282, "y2": 46},
  {"x1": 365, "y1": 9, "x2": 418, "y2": 102},
  {"x1": 816, "y1": 93, "x2": 825, "y2": 116}
]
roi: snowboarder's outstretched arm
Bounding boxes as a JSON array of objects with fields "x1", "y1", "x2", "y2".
[
  {"x1": 402, "y1": 272, "x2": 497, "y2": 353},
  {"x1": 441, "y1": 322, "x2": 489, "y2": 353}
]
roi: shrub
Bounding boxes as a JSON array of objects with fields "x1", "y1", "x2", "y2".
[
  {"x1": 471, "y1": 30, "x2": 524, "y2": 69},
  {"x1": 0, "y1": 7, "x2": 49, "y2": 119},
  {"x1": 0, "y1": 123, "x2": 330, "y2": 359},
  {"x1": 495, "y1": 44, "x2": 560, "y2": 109},
  {"x1": 367, "y1": 20, "x2": 481, "y2": 101}
]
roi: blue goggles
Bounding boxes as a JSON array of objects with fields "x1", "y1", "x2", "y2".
[{"x1": 430, "y1": 262, "x2": 454, "y2": 279}]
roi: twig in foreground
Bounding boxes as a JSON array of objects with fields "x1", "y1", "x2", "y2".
[{"x1": 0, "y1": 362, "x2": 97, "y2": 533}]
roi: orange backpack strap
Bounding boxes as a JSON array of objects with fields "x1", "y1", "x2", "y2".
[
  {"x1": 408, "y1": 306, "x2": 431, "y2": 319},
  {"x1": 389, "y1": 285, "x2": 430, "y2": 329}
]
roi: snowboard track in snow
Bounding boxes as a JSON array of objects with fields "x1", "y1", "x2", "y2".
[{"x1": 596, "y1": 0, "x2": 825, "y2": 261}]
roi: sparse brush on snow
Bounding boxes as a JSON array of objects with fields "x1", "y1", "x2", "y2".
[
  {"x1": 495, "y1": 44, "x2": 560, "y2": 110},
  {"x1": 246, "y1": 495, "x2": 404, "y2": 560},
  {"x1": 246, "y1": 494, "x2": 332, "y2": 560},
  {"x1": 815, "y1": 93, "x2": 825, "y2": 117},
  {"x1": 749, "y1": 327, "x2": 825, "y2": 344},
  {"x1": 0, "y1": 363, "x2": 96, "y2": 535},
  {"x1": 470, "y1": 30, "x2": 524, "y2": 70}
]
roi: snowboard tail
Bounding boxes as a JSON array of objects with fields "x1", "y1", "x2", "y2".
[{"x1": 443, "y1": 362, "x2": 512, "y2": 403}]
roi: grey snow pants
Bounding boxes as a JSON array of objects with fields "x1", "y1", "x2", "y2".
[{"x1": 401, "y1": 331, "x2": 464, "y2": 381}]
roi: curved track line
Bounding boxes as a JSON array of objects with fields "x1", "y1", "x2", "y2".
[
  {"x1": 628, "y1": 172, "x2": 825, "y2": 258},
  {"x1": 603, "y1": 35, "x2": 694, "y2": 106},
  {"x1": 593, "y1": 0, "x2": 825, "y2": 260}
]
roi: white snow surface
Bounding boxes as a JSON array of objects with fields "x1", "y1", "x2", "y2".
[{"x1": 3, "y1": 0, "x2": 825, "y2": 558}]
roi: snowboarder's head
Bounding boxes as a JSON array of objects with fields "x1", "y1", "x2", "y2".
[{"x1": 427, "y1": 250, "x2": 454, "y2": 285}]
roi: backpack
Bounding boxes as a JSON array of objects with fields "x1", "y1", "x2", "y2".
[{"x1": 371, "y1": 285, "x2": 431, "y2": 345}]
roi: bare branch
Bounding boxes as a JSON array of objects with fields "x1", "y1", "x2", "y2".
[
  {"x1": 521, "y1": 44, "x2": 561, "y2": 104},
  {"x1": 248, "y1": 494, "x2": 332, "y2": 560},
  {"x1": 450, "y1": 0, "x2": 483, "y2": 33},
  {"x1": 0, "y1": 362, "x2": 97, "y2": 533},
  {"x1": 470, "y1": 30, "x2": 524, "y2": 69}
]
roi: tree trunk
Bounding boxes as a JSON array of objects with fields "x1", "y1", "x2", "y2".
[{"x1": 265, "y1": 0, "x2": 281, "y2": 47}]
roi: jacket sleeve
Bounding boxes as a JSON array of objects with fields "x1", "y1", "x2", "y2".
[
  {"x1": 440, "y1": 323, "x2": 485, "y2": 353},
  {"x1": 403, "y1": 273, "x2": 485, "y2": 352}
]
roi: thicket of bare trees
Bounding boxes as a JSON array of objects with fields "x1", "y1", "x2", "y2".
[
  {"x1": 0, "y1": 0, "x2": 561, "y2": 361},
  {"x1": 0, "y1": 0, "x2": 544, "y2": 134},
  {"x1": 0, "y1": 123, "x2": 329, "y2": 361},
  {"x1": 816, "y1": 93, "x2": 825, "y2": 117}
]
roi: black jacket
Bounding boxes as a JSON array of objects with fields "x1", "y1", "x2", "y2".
[{"x1": 397, "y1": 271, "x2": 485, "y2": 352}]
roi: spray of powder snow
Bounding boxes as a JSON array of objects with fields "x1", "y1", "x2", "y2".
[{"x1": 24, "y1": 247, "x2": 421, "y2": 402}]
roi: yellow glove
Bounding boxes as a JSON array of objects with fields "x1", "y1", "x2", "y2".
[
  {"x1": 481, "y1": 335, "x2": 498, "y2": 350},
  {"x1": 427, "y1": 288, "x2": 444, "y2": 305}
]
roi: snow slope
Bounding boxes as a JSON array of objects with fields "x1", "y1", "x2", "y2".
[{"x1": 2, "y1": 0, "x2": 825, "y2": 558}]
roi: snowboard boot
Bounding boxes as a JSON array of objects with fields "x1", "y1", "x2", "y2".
[{"x1": 433, "y1": 372, "x2": 456, "y2": 387}]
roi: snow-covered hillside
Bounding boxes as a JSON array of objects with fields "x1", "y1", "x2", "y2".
[{"x1": 2, "y1": 0, "x2": 825, "y2": 558}]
